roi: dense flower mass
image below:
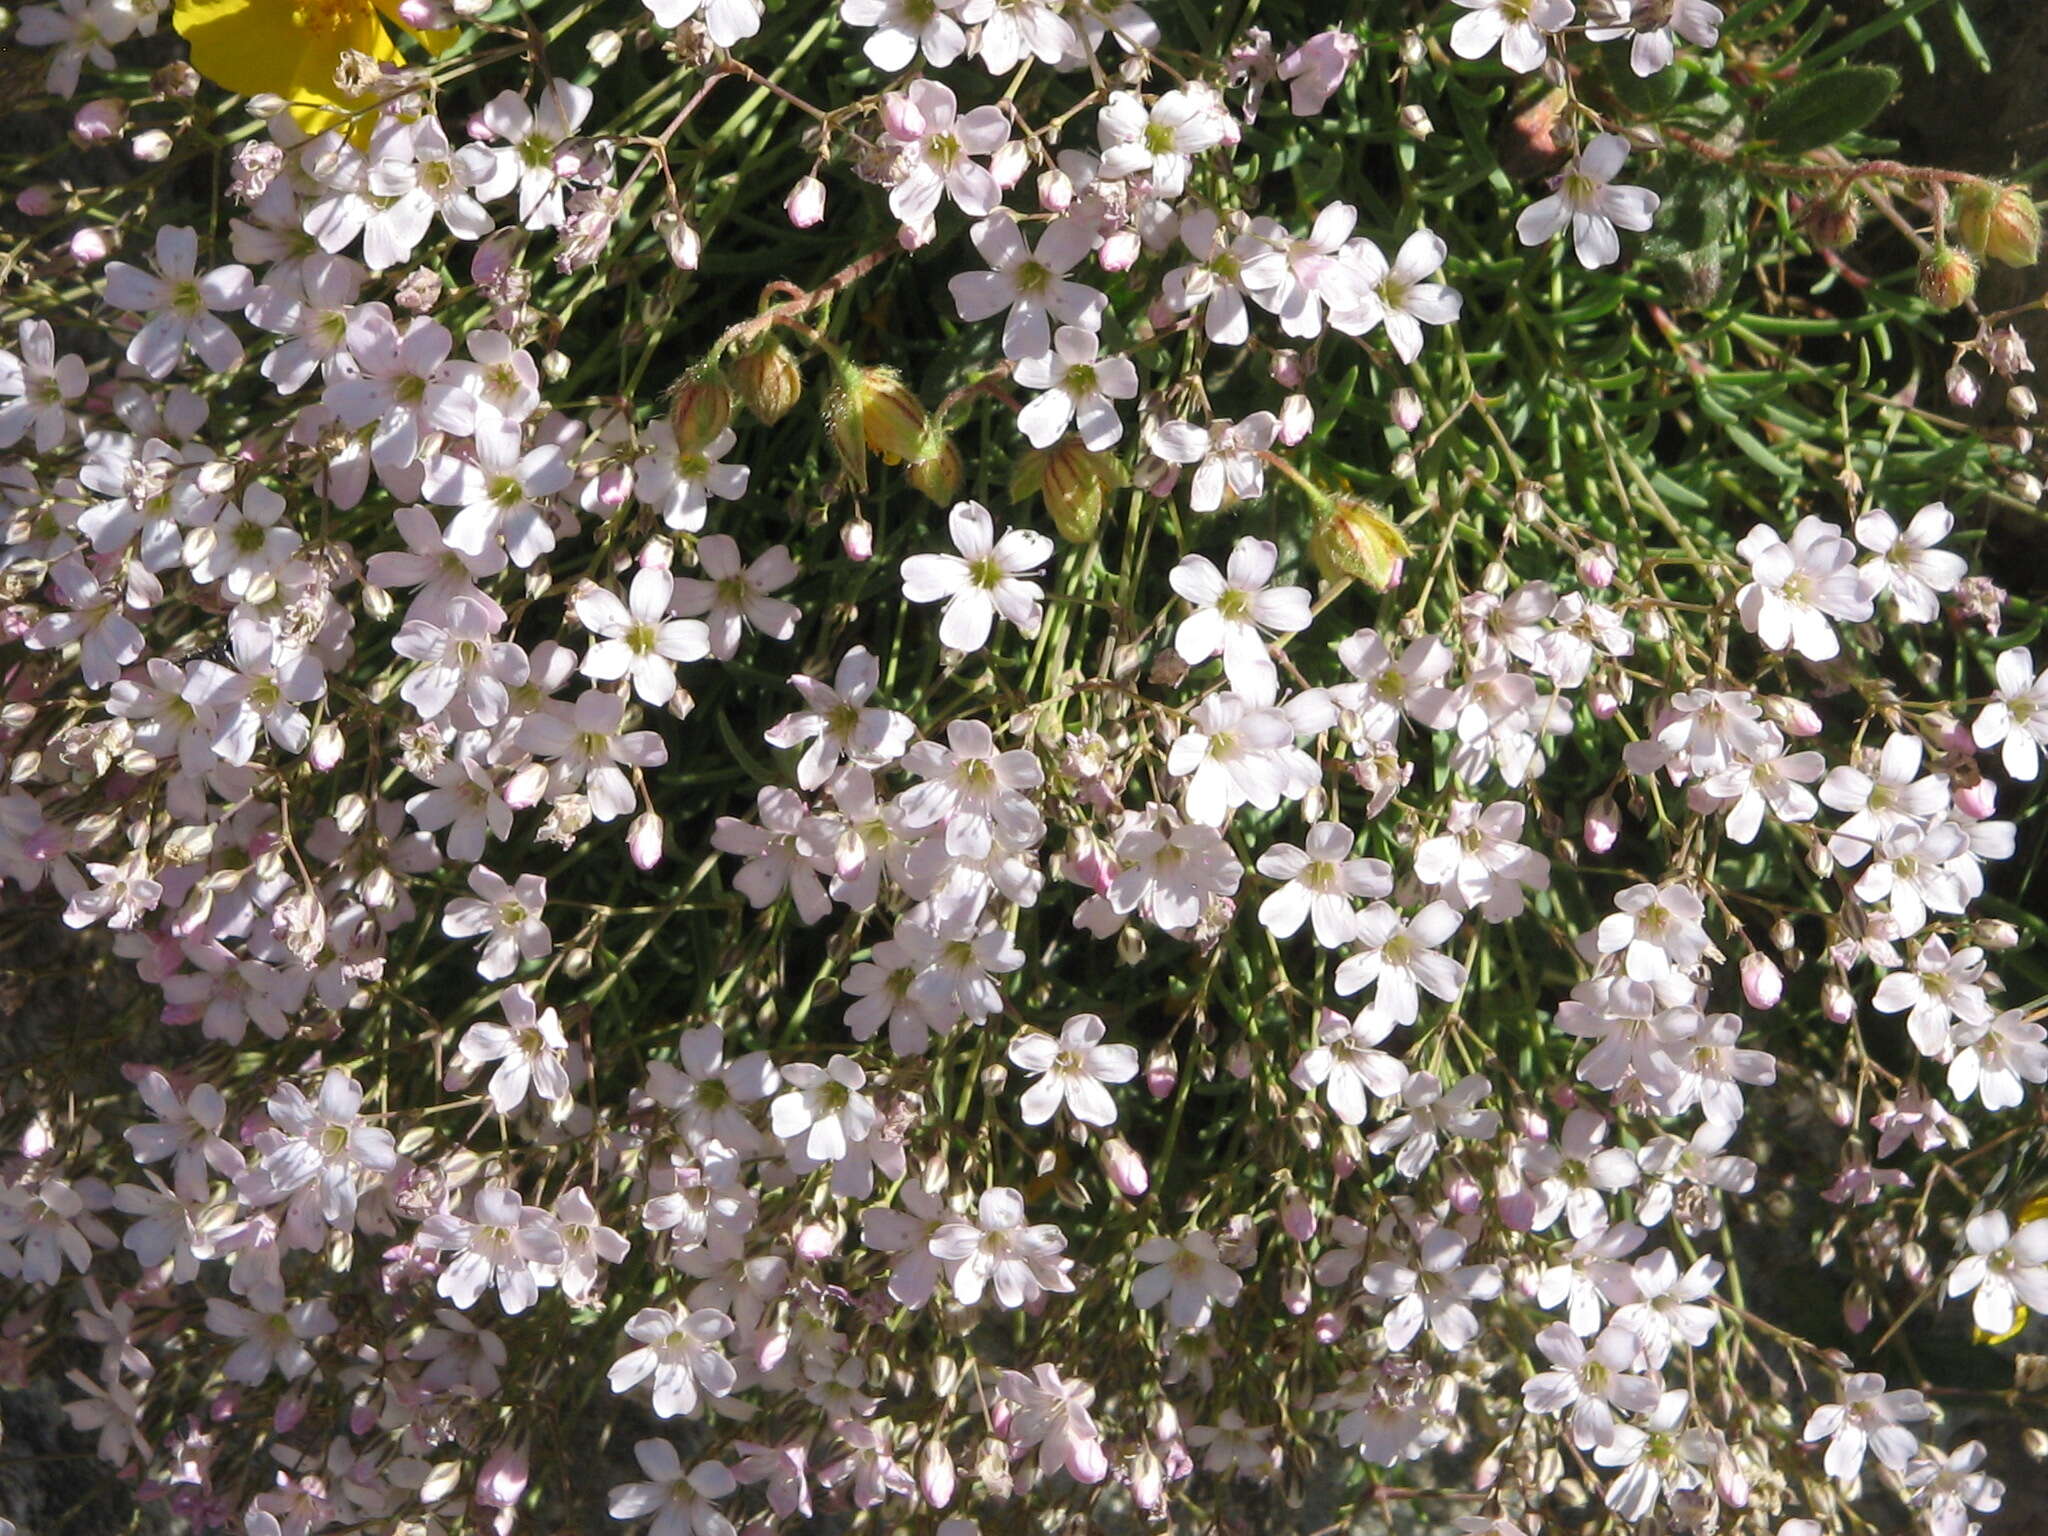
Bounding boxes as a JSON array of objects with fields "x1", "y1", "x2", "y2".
[{"x1": 0, "y1": 1, "x2": 2044, "y2": 1535}]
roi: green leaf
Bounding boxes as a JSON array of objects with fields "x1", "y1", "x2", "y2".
[
  {"x1": 1604, "y1": 44, "x2": 1684, "y2": 116},
  {"x1": 1755, "y1": 65, "x2": 1900, "y2": 154}
]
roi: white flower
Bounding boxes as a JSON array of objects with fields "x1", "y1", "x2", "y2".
[
  {"x1": 0, "y1": 319, "x2": 86, "y2": 451},
  {"x1": 1007, "y1": 1013, "x2": 1139, "y2": 1126},
  {"x1": 1947, "y1": 1008, "x2": 2048, "y2": 1111},
  {"x1": 458, "y1": 985, "x2": 573, "y2": 1114},
  {"x1": 900, "y1": 500, "x2": 1053, "y2": 652},
  {"x1": 519, "y1": 690, "x2": 670, "y2": 821},
  {"x1": 1013, "y1": 325, "x2": 1139, "y2": 449},
  {"x1": 634, "y1": 423, "x2": 750, "y2": 532},
  {"x1": 1334, "y1": 902, "x2": 1467, "y2": 1022},
  {"x1": 575, "y1": 566, "x2": 710, "y2": 707},
  {"x1": 471, "y1": 83, "x2": 595, "y2": 230},
  {"x1": 843, "y1": 0, "x2": 970, "y2": 70},
  {"x1": 1854, "y1": 502, "x2": 1967, "y2": 622},
  {"x1": 1366, "y1": 1070, "x2": 1499, "y2": 1177},
  {"x1": 608, "y1": 1306, "x2": 737, "y2": 1418},
  {"x1": 1256, "y1": 822, "x2": 1392, "y2": 947},
  {"x1": 102, "y1": 225, "x2": 252, "y2": 379},
  {"x1": 645, "y1": 0, "x2": 761, "y2": 45},
  {"x1": 1522, "y1": 1322, "x2": 1663, "y2": 1450},
  {"x1": 203, "y1": 1295, "x2": 335, "y2": 1383},
  {"x1": 1166, "y1": 691, "x2": 1308, "y2": 826},
  {"x1": 1294, "y1": 1008, "x2": 1407, "y2": 1124},
  {"x1": 417, "y1": 1185, "x2": 565, "y2": 1314},
  {"x1": 442, "y1": 866, "x2": 551, "y2": 982},
  {"x1": 929, "y1": 1186, "x2": 1074, "y2": 1308},
  {"x1": 237, "y1": 1069, "x2": 397, "y2": 1233},
  {"x1": 881, "y1": 78, "x2": 1005, "y2": 234},
  {"x1": 1327, "y1": 229, "x2": 1463, "y2": 362},
  {"x1": 1412, "y1": 799, "x2": 1550, "y2": 921},
  {"x1": 1801, "y1": 1372, "x2": 1930, "y2": 1484},
  {"x1": 1947, "y1": 1211, "x2": 2048, "y2": 1337},
  {"x1": 712, "y1": 785, "x2": 832, "y2": 924},
  {"x1": 1364, "y1": 1227, "x2": 1502, "y2": 1350},
  {"x1": 1595, "y1": 881, "x2": 1712, "y2": 982},
  {"x1": 1450, "y1": 0, "x2": 1573, "y2": 72},
  {"x1": 963, "y1": 0, "x2": 1077, "y2": 73},
  {"x1": 1515, "y1": 134, "x2": 1661, "y2": 269},
  {"x1": 1820, "y1": 731, "x2": 1949, "y2": 864},
  {"x1": 1162, "y1": 210, "x2": 1276, "y2": 346},
  {"x1": 764, "y1": 646, "x2": 915, "y2": 790},
  {"x1": 1586, "y1": 0, "x2": 1723, "y2": 76},
  {"x1": 1169, "y1": 536, "x2": 1313, "y2": 700},
  {"x1": 948, "y1": 212, "x2": 1104, "y2": 361},
  {"x1": 672, "y1": 535, "x2": 799, "y2": 661},
  {"x1": 1096, "y1": 88, "x2": 1229, "y2": 197},
  {"x1": 425, "y1": 431, "x2": 576, "y2": 569},
  {"x1": 1735, "y1": 516, "x2": 1876, "y2": 662},
  {"x1": 769, "y1": 1054, "x2": 876, "y2": 1162},
  {"x1": 607, "y1": 1440, "x2": 737, "y2": 1536},
  {"x1": 994, "y1": 1363, "x2": 1107, "y2": 1484},
  {"x1": 1132, "y1": 1230, "x2": 1243, "y2": 1328},
  {"x1": 1973, "y1": 647, "x2": 2048, "y2": 781}
]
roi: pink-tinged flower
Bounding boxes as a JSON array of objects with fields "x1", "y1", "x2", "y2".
[
  {"x1": 417, "y1": 1185, "x2": 565, "y2": 1314},
  {"x1": 442, "y1": 866, "x2": 551, "y2": 982},
  {"x1": 1167, "y1": 691, "x2": 1309, "y2": 826},
  {"x1": 1802, "y1": 1372, "x2": 1929, "y2": 1484},
  {"x1": 125, "y1": 1070, "x2": 244, "y2": 1202},
  {"x1": 202, "y1": 1295, "x2": 335, "y2": 1383},
  {"x1": 1096, "y1": 88, "x2": 1228, "y2": 197},
  {"x1": 671, "y1": 535, "x2": 800, "y2": 661},
  {"x1": 1595, "y1": 881, "x2": 1712, "y2": 982},
  {"x1": 458, "y1": 984, "x2": 572, "y2": 1114},
  {"x1": 1161, "y1": 209, "x2": 1275, "y2": 346},
  {"x1": 0, "y1": 1177, "x2": 106, "y2": 1286},
  {"x1": 1007, "y1": 1012, "x2": 1139, "y2": 1126},
  {"x1": 900, "y1": 500, "x2": 1053, "y2": 651},
  {"x1": 1872, "y1": 936, "x2": 1992, "y2": 1060},
  {"x1": 1901, "y1": 1440, "x2": 2005, "y2": 1535},
  {"x1": 765, "y1": 646, "x2": 914, "y2": 791},
  {"x1": 1133, "y1": 1229, "x2": 1243, "y2": 1329},
  {"x1": 961, "y1": 0, "x2": 1076, "y2": 74},
  {"x1": 1946, "y1": 1210, "x2": 2048, "y2": 1336},
  {"x1": 712, "y1": 785, "x2": 832, "y2": 924},
  {"x1": 1327, "y1": 230, "x2": 1463, "y2": 362},
  {"x1": 929, "y1": 1186, "x2": 1074, "y2": 1308},
  {"x1": 575, "y1": 567, "x2": 710, "y2": 707},
  {"x1": 1515, "y1": 134, "x2": 1661, "y2": 269},
  {"x1": 1521, "y1": 1321, "x2": 1662, "y2": 1449},
  {"x1": 843, "y1": 0, "x2": 970, "y2": 70},
  {"x1": 1855, "y1": 501, "x2": 1967, "y2": 623},
  {"x1": 424, "y1": 430, "x2": 576, "y2": 569},
  {"x1": 1366, "y1": 1070, "x2": 1499, "y2": 1177},
  {"x1": 1450, "y1": 0, "x2": 1573, "y2": 73},
  {"x1": 769, "y1": 1053, "x2": 876, "y2": 1162},
  {"x1": 1820, "y1": 731, "x2": 1949, "y2": 864},
  {"x1": 1594, "y1": 1388, "x2": 1712, "y2": 1520},
  {"x1": 1013, "y1": 324, "x2": 1139, "y2": 449},
  {"x1": 1294, "y1": 1007, "x2": 1407, "y2": 1124},
  {"x1": 881, "y1": 79, "x2": 1006, "y2": 235},
  {"x1": 237, "y1": 1069, "x2": 397, "y2": 1234},
  {"x1": 0, "y1": 319, "x2": 86, "y2": 451},
  {"x1": 1586, "y1": 0, "x2": 1722, "y2": 76},
  {"x1": 520, "y1": 689, "x2": 670, "y2": 821},
  {"x1": 1279, "y1": 29, "x2": 1360, "y2": 115},
  {"x1": 1364, "y1": 1226, "x2": 1503, "y2": 1349},
  {"x1": 1412, "y1": 799, "x2": 1550, "y2": 921},
  {"x1": 608, "y1": 1305, "x2": 737, "y2": 1418},
  {"x1": 733, "y1": 1439, "x2": 814, "y2": 1521},
  {"x1": 1606, "y1": 1248, "x2": 1722, "y2": 1368},
  {"x1": 1948, "y1": 1007, "x2": 2048, "y2": 1111},
  {"x1": 1698, "y1": 730, "x2": 1827, "y2": 843},
  {"x1": 995, "y1": 1363, "x2": 1107, "y2": 1483},
  {"x1": 62, "y1": 850, "x2": 161, "y2": 933},
  {"x1": 324, "y1": 308, "x2": 478, "y2": 471},
  {"x1": 606, "y1": 1439, "x2": 737, "y2": 1536},
  {"x1": 1735, "y1": 516, "x2": 1876, "y2": 663},
  {"x1": 548, "y1": 1186, "x2": 630, "y2": 1305},
  {"x1": 1257, "y1": 822, "x2": 1392, "y2": 948},
  {"x1": 633, "y1": 423, "x2": 750, "y2": 533},
  {"x1": 1334, "y1": 902, "x2": 1467, "y2": 1021},
  {"x1": 470, "y1": 82, "x2": 595, "y2": 230},
  {"x1": 948, "y1": 212, "x2": 1104, "y2": 361},
  {"x1": 1973, "y1": 647, "x2": 2048, "y2": 781},
  {"x1": 1170, "y1": 536, "x2": 1314, "y2": 700},
  {"x1": 102, "y1": 225, "x2": 251, "y2": 379},
  {"x1": 394, "y1": 595, "x2": 527, "y2": 728}
]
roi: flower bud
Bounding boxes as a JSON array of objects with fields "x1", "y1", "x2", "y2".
[
  {"x1": 828, "y1": 363, "x2": 926, "y2": 486},
  {"x1": 1033, "y1": 437, "x2": 1121, "y2": 544},
  {"x1": 1145, "y1": 1044, "x2": 1177, "y2": 1098},
  {"x1": 1398, "y1": 103, "x2": 1433, "y2": 139},
  {"x1": 1976, "y1": 917, "x2": 2021, "y2": 950},
  {"x1": 1947, "y1": 363, "x2": 1982, "y2": 409},
  {"x1": 130, "y1": 130, "x2": 173, "y2": 162},
  {"x1": 587, "y1": 27, "x2": 623, "y2": 65},
  {"x1": 1577, "y1": 542, "x2": 1617, "y2": 588},
  {"x1": 2011, "y1": 385, "x2": 2038, "y2": 419},
  {"x1": 71, "y1": 98, "x2": 127, "y2": 145},
  {"x1": 839, "y1": 515, "x2": 873, "y2": 563},
  {"x1": 1036, "y1": 168, "x2": 1074, "y2": 213},
  {"x1": 1740, "y1": 952, "x2": 1782, "y2": 1010},
  {"x1": 1269, "y1": 349, "x2": 1306, "y2": 388},
  {"x1": 1278, "y1": 392, "x2": 1314, "y2": 446},
  {"x1": 1583, "y1": 795, "x2": 1620, "y2": 855},
  {"x1": 628, "y1": 810, "x2": 665, "y2": 871},
  {"x1": 1389, "y1": 387, "x2": 1423, "y2": 432},
  {"x1": 667, "y1": 369, "x2": 733, "y2": 453},
  {"x1": 69, "y1": 227, "x2": 112, "y2": 265},
  {"x1": 1917, "y1": 244, "x2": 1978, "y2": 312},
  {"x1": 15, "y1": 185, "x2": 56, "y2": 217},
  {"x1": 906, "y1": 425, "x2": 964, "y2": 507},
  {"x1": 729, "y1": 337, "x2": 801, "y2": 427},
  {"x1": 476, "y1": 1442, "x2": 530, "y2": 1509},
  {"x1": 1820, "y1": 976, "x2": 1853, "y2": 1024},
  {"x1": 989, "y1": 139, "x2": 1029, "y2": 189},
  {"x1": 784, "y1": 174, "x2": 826, "y2": 228},
  {"x1": 1309, "y1": 494, "x2": 1409, "y2": 588},
  {"x1": 1446, "y1": 1169, "x2": 1482, "y2": 1213},
  {"x1": 919, "y1": 1438, "x2": 955, "y2": 1508},
  {"x1": 794, "y1": 1219, "x2": 840, "y2": 1261},
  {"x1": 309, "y1": 722, "x2": 345, "y2": 772},
  {"x1": 1099, "y1": 229, "x2": 1141, "y2": 271},
  {"x1": 1798, "y1": 191, "x2": 1861, "y2": 250},
  {"x1": 1957, "y1": 181, "x2": 2042, "y2": 269},
  {"x1": 1098, "y1": 1136, "x2": 1149, "y2": 1198},
  {"x1": 1128, "y1": 1449, "x2": 1165, "y2": 1513},
  {"x1": 153, "y1": 60, "x2": 201, "y2": 98}
]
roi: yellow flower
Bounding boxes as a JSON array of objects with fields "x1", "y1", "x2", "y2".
[{"x1": 172, "y1": 0, "x2": 455, "y2": 138}]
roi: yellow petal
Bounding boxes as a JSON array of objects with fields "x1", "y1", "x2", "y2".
[{"x1": 172, "y1": 0, "x2": 404, "y2": 137}]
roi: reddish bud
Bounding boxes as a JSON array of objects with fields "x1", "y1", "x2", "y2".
[{"x1": 1583, "y1": 795, "x2": 1620, "y2": 854}]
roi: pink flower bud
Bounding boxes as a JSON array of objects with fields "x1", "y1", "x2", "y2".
[
  {"x1": 989, "y1": 139, "x2": 1029, "y2": 189},
  {"x1": 839, "y1": 515, "x2": 874, "y2": 563},
  {"x1": 794, "y1": 1221, "x2": 840, "y2": 1261},
  {"x1": 466, "y1": 110, "x2": 494, "y2": 141},
  {"x1": 1099, "y1": 1136, "x2": 1149, "y2": 1198},
  {"x1": 1947, "y1": 363, "x2": 1981, "y2": 409},
  {"x1": 476, "y1": 1442, "x2": 530, "y2": 1509},
  {"x1": 1389, "y1": 387, "x2": 1423, "y2": 432},
  {"x1": 628, "y1": 810, "x2": 665, "y2": 871},
  {"x1": 1590, "y1": 688, "x2": 1621, "y2": 719},
  {"x1": 1583, "y1": 795, "x2": 1620, "y2": 854},
  {"x1": 1281, "y1": 1260, "x2": 1311, "y2": 1314},
  {"x1": 1280, "y1": 1192, "x2": 1316, "y2": 1242},
  {"x1": 1146, "y1": 295, "x2": 1175, "y2": 329},
  {"x1": 15, "y1": 185, "x2": 57, "y2": 217},
  {"x1": 1128, "y1": 1450, "x2": 1164, "y2": 1512},
  {"x1": 503, "y1": 761, "x2": 551, "y2": 809},
  {"x1": 1445, "y1": 1169, "x2": 1482, "y2": 1214},
  {"x1": 72, "y1": 98, "x2": 127, "y2": 145},
  {"x1": 878, "y1": 91, "x2": 925, "y2": 141},
  {"x1": 1269, "y1": 349, "x2": 1307, "y2": 388},
  {"x1": 69, "y1": 227, "x2": 113, "y2": 265},
  {"x1": 130, "y1": 130, "x2": 173, "y2": 163},
  {"x1": 1842, "y1": 1285, "x2": 1870, "y2": 1334},
  {"x1": 1099, "y1": 229, "x2": 1141, "y2": 272},
  {"x1": 784, "y1": 175, "x2": 826, "y2": 229},
  {"x1": 1956, "y1": 779, "x2": 1998, "y2": 819},
  {"x1": 1901, "y1": 1240, "x2": 1930, "y2": 1287},
  {"x1": 1313, "y1": 1310, "x2": 1345, "y2": 1344},
  {"x1": 1278, "y1": 393, "x2": 1314, "y2": 446},
  {"x1": 1577, "y1": 542, "x2": 1617, "y2": 588},
  {"x1": 1820, "y1": 977, "x2": 1854, "y2": 1025},
  {"x1": 1066, "y1": 1434, "x2": 1108, "y2": 1485},
  {"x1": 1332, "y1": 1150, "x2": 1358, "y2": 1180},
  {"x1": 471, "y1": 227, "x2": 520, "y2": 287},
  {"x1": 1779, "y1": 698, "x2": 1824, "y2": 737},
  {"x1": 1740, "y1": 952, "x2": 1783, "y2": 1010},
  {"x1": 595, "y1": 462, "x2": 633, "y2": 509},
  {"x1": 1145, "y1": 1044, "x2": 1177, "y2": 1098},
  {"x1": 1224, "y1": 1042, "x2": 1252, "y2": 1079},
  {"x1": 272, "y1": 1396, "x2": 306, "y2": 1434},
  {"x1": 919, "y1": 1438, "x2": 955, "y2": 1509},
  {"x1": 1037, "y1": 169, "x2": 1074, "y2": 213},
  {"x1": 309, "y1": 722, "x2": 344, "y2": 771},
  {"x1": 350, "y1": 1402, "x2": 379, "y2": 1436}
]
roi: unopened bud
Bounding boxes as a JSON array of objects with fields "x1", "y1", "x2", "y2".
[
  {"x1": 70, "y1": 227, "x2": 111, "y2": 264},
  {"x1": 730, "y1": 337, "x2": 801, "y2": 427},
  {"x1": 906, "y1": 426, "x2": 964, "y2": 507},
  {"x1": 1278, "y1": 393, "x2": 1314, "y2": 445},
  {"x1": 1280, "y1": 1191, "x2": 1315, "y2": 1242},
  {"x1": 476, "y1": 1442, "x2": 530, "y2": 1509},
  {"x1": 628, "y1": 810, "x2": 664, "y2": 871},
  {"x1": 1901, "y1": 1240, "x2": 1930, "y2": 1287},
  {"x1": 1398, "y1": 103, "x2": 1433, "y2": 139},
  {"x1": 1948, "y1": 363, "x2": 1982, "y2": 409},
  {"x1": 1145, "y1": 1044, "x2": 1177, "y2": 1098},
  {"x1": 1309, "y1": 494, "x2": 1409, "y2": 588},
  {"x1": 1820, "y1": 977, "x2": 1853, "y2": 1025},
  {"x1": 667, "y1": 369, "x2": 733, "y2": 452},
  {"x1": 130, "y1": 129, "x2": 173, "y2": 162},
  {"x1": 1957, "y1": 181, "x2": 2042, "y2": 269},
  {"x1": 1740, "y1": 952, "x2": 1783, "y2": 1010},
  {"x1": 1390, "y1": 387, "x2": 1423, "y2": 432},
  {"x1": 587, "y1": 28, "x2": 623, "y2": 65},
  {"x1": 1098, "y1": 1136, "x2": 1149, "y2": 1198},
  {"x1": 1036, "y1": 168, "x2": 1074, "y2": 213},
  {"x1": 2010, "y1": 385, "x2": 2038, "y2": 419},
  {"x1": 1030, "y1": 437, "x2": 1122, "y2": 544},
  {"x1": 919, "y1": 1438, "x2": 955, "y2": 1509},
  {"x1": 1817, "y1": 1080, "x2": 1854, "y2": 1128},
  {"x1": 839, "y1": 515, "x2": 873, "y2": 563},
  {"x1": 1798, "y1": 191, "x2": 1862, "y2": 251},
  {"x1": 1583, "y1": 795, "x2": 1620, "y2": 855},
  {"x1": 1917, "y1": 245, "x2": 1978, "y2": 312},
  {"x1": 1269, "y1": 349, "x2": 1307, "y2": 388},
  {"x1": 784, "y1": 174, "x2": 826, "y2": 229},
  {"x1": 1975, "y1": 918, "x2": 2020, "y2": 950}
]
